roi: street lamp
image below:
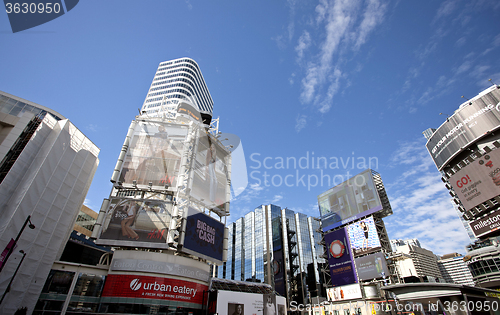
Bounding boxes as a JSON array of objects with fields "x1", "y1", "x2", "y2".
[
  {"x1": 0, "y1": 215, "x2": 35, "y2": 274},
  {"x1": 0, "y1": 250, "x2": 27, "y2": 305}
]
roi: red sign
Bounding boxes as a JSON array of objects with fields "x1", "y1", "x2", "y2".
[
  {"x1": 102, "y1": 274, "x2": 208, "y2": 304},
  {"x1": 0, "y1": 239, "x2": 16, "y2": 269}
]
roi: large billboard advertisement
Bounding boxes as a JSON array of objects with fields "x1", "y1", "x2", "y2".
[
  {"x1": 426, "y1": 86, "x2": 500, "y2": 170},
  {"x1": 346, "y1": 216, "x2": 381, "y2": 257},
  {"x1": 354, "y1": 251, "x2": 389, "y2": 281},
  {"x1": 189, "y1": 130, "x2": 231, "y2": 212},
  {"x1": 324, "y1": 228, "x2": 357, "y2": 287},
  {"x1": 318, "y1": 169, "x2": 383, "y2": 232},
  {"x1": 449, "y1": 149, "x2": 500, "y2": 211},
  {"x1": 181, "y1": 206, "x2": 225, "y2": 264},
  {"x1": 216, "y1": 291, "x2": 286, "y2": 315},
  {"x1": 118, "y1": 121, "x2": 189, "y2": 189},
  {"x1": 101, "y1": 274, "x2": 208, "y2": 305},
  {"x1": 470, "y1": 210, "x2": 500, "y2": 238},
  {"x1": 326, "y1": 283, "x2": 362, "y2": 302},
  {"x1": 97, "y1": 197, "x2": 173, "y2": 247}
]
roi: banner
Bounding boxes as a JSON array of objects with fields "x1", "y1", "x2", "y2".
[{"x1": 324, "y1": 228, "x2": 357, "y2": 286}]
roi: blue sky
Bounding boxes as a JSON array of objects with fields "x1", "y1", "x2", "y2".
[{"x1": 1, "y1": 0, "x2": 499, "y2": 255}]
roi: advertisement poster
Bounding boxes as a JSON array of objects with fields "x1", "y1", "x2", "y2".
[
  {"x1": 181, "y1": 206, "x2": 225, "y2": 264},
  {"x1": 470, "y1": 209, "x2": 500, "y2": 238},
  {"x1": 426, "y1": 87, "x2": 500, "y2": 170},
  {"x1": 101, "y1": 274, "x2": 207, "y2": 305},
  {"x1": 216, "y1": 291, "x2": 286, "y2": 315},
  {"x1": 324, "y1": 228, "x2": 357, "y2": 286},
  {"x1": 346, "y1": 216, "x2": 381, "y2": 257},
  {"x1": 326, "y1": 283, "x2": 362, "y2": 302},
  {"x1": 118, "y1": 121, "x2": 189, "y2": 189},
  {"x1": 189, "y1": 131, "x2": 231, "y2": 212},
  {"x1": 97, "y1": 197, "x2": 173, "y2": 247},
  {"x1": 354, "y1": 252, "x2": 389, "y2": 281},
  {"x1": 318, "y1": 169, "x2": 383, "y2": 232},
  {"x1": 449, "y1": 149, "x2": 500, "y2": 211}
]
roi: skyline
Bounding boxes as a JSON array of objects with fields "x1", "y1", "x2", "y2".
[{"x1": 1, "y1": 0, "x2": 499, "y2": 256}]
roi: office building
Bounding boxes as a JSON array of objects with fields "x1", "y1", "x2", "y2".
[
  {"x1": 217, "y1": 204, "x2": 326, "y2": 305},
  {"x1": 140, "y1": 57, "x2": 214, "y2": 124},
  {"x1": 424, "y1": 84, "x2": 500, "y2": 288},
  {"x1": 437, "y1": 253, "x2": 475, "y2": 286},
  {"x1": 392, "y1": 242, "x2": 443, "y2": 282},
  {"x1": 0, "y1": 90, "x2": 99, "y2": 314}
]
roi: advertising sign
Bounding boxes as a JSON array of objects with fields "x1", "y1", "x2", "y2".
[
  {"x1": 470, "y1": 210, "x2": 500, "y2": 238},
  {"x1": 97, "y1": 197, "x2": 173, "y2": 248},
  {"x1": 426, "y1": 86, "x2": 500, "y2": 170},
  {"x1": 324, "y1": 228, "x2": 357, "y2": 286},
  {"x1": 326, "y1": 283, "x2": 362, "y2": 302},
  {"x1": 216, "y1": 291, "x2": 286, "y2": 315},
  {"x1": 272, "y1": 248, "x2": 285, "y2": 296},
  {"x1": 101, "y1": 274, "x2": 207, "y2": 305},
  {"x1": 449, "y1": 148, "x2": 500, "y2": 211},
  {"x1": 318, "y1": 169, "x2": 383, "y2": 232},
  {"x1": 181, "y1": 206, "x2": 225, "y2": 264},
  {"x1": 189, "y1": 131, "x2": 231, "y2": 212},
  {"x1": 110, "y1": 259, "x2": 210, "y2": 282},
  {"x1": 118, "y1": 121, "x2": 189, "y2": 189},
  {"x1": 347, "y1": 216, "x2": 381, "y2": 257},
  {"x1": 354, "y1": 252, "x2": 389, "y2": 281}
]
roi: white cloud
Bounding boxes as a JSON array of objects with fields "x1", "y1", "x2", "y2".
[
  {"x1": 354, "y1": 0, "x2": 387, "y2": 50},
  {"x1": 435, "y1": 0, "x2": 458, "y2": 20},
  {"x1": 295, "y1": 114, "x2": 307, "y2": 132},
  {"x1": 385, "y1": 139, "x2": 470, "y2": 255},
  {"x1": 269, "y1": 194, "x2": 284, "y2": 204},
  {"x1": 296, "y1": 31, "x2": 312, "y2": 62}
]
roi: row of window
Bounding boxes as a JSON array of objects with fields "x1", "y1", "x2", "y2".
[{"x1": 148, "y1": 83, "x2": 194, "y2": 97}]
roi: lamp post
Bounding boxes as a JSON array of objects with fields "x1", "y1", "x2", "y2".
[
  {"x1": 0, "y1": 215, "x2": 35, "y2": 274},
  {"x1": 0, "y1": 250, "x2": 27, "y2": 305}
]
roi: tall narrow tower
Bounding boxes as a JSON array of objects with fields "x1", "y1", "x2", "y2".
[{"x1": 140, "y1": 57, "x2": 214, "y2": 124}]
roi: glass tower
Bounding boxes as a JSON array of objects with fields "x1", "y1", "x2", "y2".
[{"x1": 217, "y1": 204, "x2": 326, "y2": 305}]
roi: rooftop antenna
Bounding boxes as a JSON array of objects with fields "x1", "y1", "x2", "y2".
[{"x1": 489, "y1": 78, "x2": 497, "y2": 86}]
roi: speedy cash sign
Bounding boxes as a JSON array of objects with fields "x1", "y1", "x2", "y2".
[{"x1": 102, "y1": 274, "x2": 208, "y2": 304}]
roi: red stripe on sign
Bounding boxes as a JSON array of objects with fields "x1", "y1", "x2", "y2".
[{"x1": 102, "y1": 274, "x2": 208, "y2": 305}]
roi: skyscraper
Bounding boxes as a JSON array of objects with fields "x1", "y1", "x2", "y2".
[
  {"x1": 140, "y1": 57, "x2": 214, "y2": 124},
  {"x1": 217, "y1": 205, "x2": 326, "y2": 305}
]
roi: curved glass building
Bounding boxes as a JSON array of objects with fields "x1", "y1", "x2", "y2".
[{"x1": 140, "y1": 57, "x2": 214, "y2": 124}]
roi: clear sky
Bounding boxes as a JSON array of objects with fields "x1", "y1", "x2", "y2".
[{"x1": 1, "y1": 0, "x2": 499, "y2": 255}]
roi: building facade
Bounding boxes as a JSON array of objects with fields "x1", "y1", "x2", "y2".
[
  {"x1": 437, "y1": 253, "x2": 475, "y2": 286},
  {"x1": 424, "y1": 84, "x2": 500, "y2": 288},
  {"x1": 140, "y1": 57, "x2": 214, "y2": 124},
  {"x1": 0, "y1": 90, "x2": 100, "y2": 314},
  {"x1": 216, "y1": 204, "x2": 326, "y2": 306},
  {"x1": 391, "y1": 242, "x2": 443, "y2": 282}
]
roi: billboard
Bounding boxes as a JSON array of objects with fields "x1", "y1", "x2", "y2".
[
  {"x1": 354, "y1": 252, "x2": 389, "y2": 281},
  {"x1": 426, "y1": 86, "x2": 500, "y2": 170},
  {"x1": 324, "y1": 228, "x2": 357, "y2": 286},
  {"x1": 189, "y1": 130, "x2": 231, "y2": 212},
  {"x1": 216, "y1": 291, "x2": 286, "y2": 315},
  {"x1": 97, "y1": 197, "x2": 173, "y2": 247},
  {"x1": 449, "y1": 149, "x2": 500, "y2": 211},
  {"x1": 101, "y1": 274, "x2": 207, "y2": 305},
  {"x1": 318, "y1": 169, "x2": 383, "y2": 232},
  {"x1": 118, "y1": 121, "x2": 189, "y2": 189},
  {"x1": 470, "y1": 210, "x2": 500, "y2": 238},
  {"x1": 346, "y1": 216, "x2": 381, "y2": 257},
  {"x1": 326, "y1": 283, "x2": 362, "y2": 302},
  {"x1": 181, "y1": 206, "x2": 225, "y2": 264}
]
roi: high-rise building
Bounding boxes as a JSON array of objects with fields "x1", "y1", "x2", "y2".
[
  {"x1": 424, "y1": 84, "x2": 500, "y2": 288},
  {"x1": 0, "y1": 90, "x2": 99, "y2": 314},
  {"x1": 140, "y1": 57, "x2": 214, "y2": 124},
  {"x1": 391, "y1": 242, "x2": 443, "y2": 282},
  {"x1": 217, "y1": 204, "x2": 326, "y2": 306},
  {"x1": 437, "y1": 253, "x2": 475, "y2": 286}
]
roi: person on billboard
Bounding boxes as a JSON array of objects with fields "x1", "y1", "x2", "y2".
[
  {"x1": 121, "y1": 200, "x2": 140, "y2": 240},
  {"x1": 231, "y1": 304, "x2": 243, "y2": 315},
  {"x1": 206, "y1": 136, "x2": 218, "y2": 204},
  {"x1": 360, "y1": 220, "x2": 369, "y2": 251},
  {"x1": 263, "y1": 294, "x2": 276, "y2": 315}
]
